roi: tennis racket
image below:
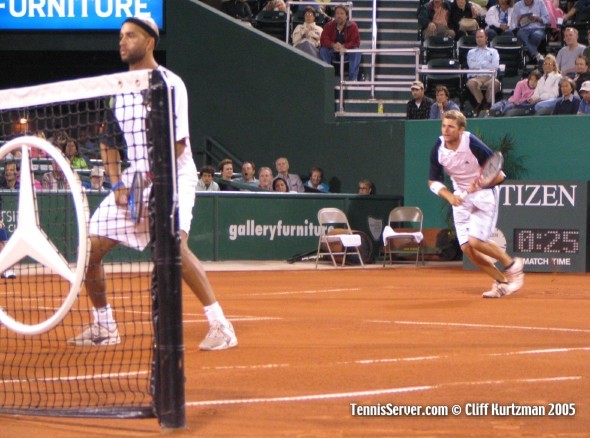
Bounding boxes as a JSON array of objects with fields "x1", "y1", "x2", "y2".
[
  {"x1": 128, "y1": 172, "x2": 144, "y2": 224},
  {"x1": 460, "y1": 151, "x2": 504, "y2": 199}
]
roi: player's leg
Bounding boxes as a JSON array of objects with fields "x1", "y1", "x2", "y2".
[
  {"x1": 69, "y1": 235, "x2": 121, "y2": 346},
  {"x1": 178, "y1": 176, "x2": 237, "y2": 351},
  {"x1": 466, "y1": 192, "x2": 525, "y2": 297}
]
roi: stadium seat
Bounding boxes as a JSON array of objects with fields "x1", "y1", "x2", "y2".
[
  {"x1": 254, "y1": 10, "x2": 288, "y2": 40},
  {"x1": 422, "y1": 36, "x2": 455, "y2": 64},
  {"x1": 457, "y1": 35, "x2": 477, "y2": 68},
  {"x1": 491, "y1": 35, "x2": 524, "y2": 76},
  {"x1": 422, "y1": 58, "x2": 463, "y2": 99}
]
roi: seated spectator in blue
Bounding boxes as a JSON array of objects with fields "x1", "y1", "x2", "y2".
[
  {"x1": 319, "y1": 5, "x2": 362, "y2": 81},
  {"x1": 577, "y1": 81, "x2": 590, "y2": 113},
  {"x1": 512, "y1": 0, "x2": 549, "y2": 63},
  {"x1": 490, "y1": 69, "x2": 541, "y2": 116},
  {"x1": 273, "y1": 177, "x2": 289, "y2": 192},
  {"x1": 304, "y1": 167, "x2": 330, "y2": 193},
  {"x1": 407, "y1": 80, "x2": 434, "y2": 119},
  {"x1": 275, "y1": 156, "x2": 304, "y2": 192},
  {"x1": 530, "y1": 54, "x2": 561, "y2": 114},
  {"x1": 485, "y1": 0, "x2": 515, "y2": 40},
  {"x1": 556, "y1": 28, "x2": 586, "y2": 78},
  {"x1": 236, "y1": 161, "x2": 258, "y2": 187},
  {"x1": 197, "y1": 165, "x2": 219, "y2": 191},
  {"x1": 552, "y1": 77, "x2": 581, "y2": 114},
  {"x1": 292, "y1": 7, "x2": 323, "y2": 58},
  {"x1": 429, "y1": 85, "x2": 460, "y2": 119}
]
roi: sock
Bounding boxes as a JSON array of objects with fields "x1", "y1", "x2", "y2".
[
  {"x1": 93, "y1": 304, "x2": 116, "y2": 327},
  {"x1": 204, "y1": 301, "x2": 229, "y2": 326}
]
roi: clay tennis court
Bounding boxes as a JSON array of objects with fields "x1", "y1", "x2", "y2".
[{"x1": 1, "y1": 262, "x2": 589, "y2": 436}]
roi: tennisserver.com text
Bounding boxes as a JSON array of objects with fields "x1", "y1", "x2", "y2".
[{"x1": 350, "y1": 402, "x2": 576, "y2": 417}]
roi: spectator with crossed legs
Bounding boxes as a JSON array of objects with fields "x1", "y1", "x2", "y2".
[
  {"x1": 69, "y1": 16, "x2": 237, "y2": 350},
  {"x1": 428, "y1": 110, "x2": 525, "y2": 298}
]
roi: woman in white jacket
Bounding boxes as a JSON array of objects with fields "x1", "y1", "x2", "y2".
[
  {"x1": 485, "y1": 0, "x2": 515, "y2": 41},
  {"x1": 530, "y1": 54, "x2": 562, "y2": 113},
  {"x1": 292, "y1": 7, "x2": 323, "y2": 58}
]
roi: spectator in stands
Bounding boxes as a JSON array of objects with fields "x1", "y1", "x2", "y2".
[
  {"x1": 556, "y1": 28, "x2": 586, "y2": 78},
  {"x1": 196, "y1": 165, "x2": 219, "y2": 191},
  {"x1": 544, "y1": 0, "x2": 564, "y2": 35},
  {"x1": 42, "y1": 159, "x2": 70, "y2": 190},
  {"x1": 576, "y1": 80, "x2": 590, "y2": 113},
  {"x1": 485, "y1": 0, "x2": 515, "y2": 41},
  {"x1": 429, "y1": 85, "x2": 461, "y2": 119},
  {"x1": 304, "y1": 167, "x2": 330, "y2": 192},
  {"x1": 466, "y1": 29, "x2": 501, "y2": 116},
  {"x1": 573, "y1": 55, "x2": 590, "y2": 93},
  {"x1": 0, "y1": 161, "x2": 19, "y2": 190},
  {"x1": 512, "y1": 0, "x2": 550, "y2": 63},
  {"x1": 418, "y1": 0, "x2": 456, "y2": 39},
  {"x1": 237, "y1": 161, "x2": 258, "y2": 186},
  {"x1": 31, "y1": 131, "x2": 48, "y2": 158},
  {"x1": 319, "y1": 5, "x2": 362, "y2": 81},
  {"x1": 64, "y1": 139, "x2": 89, "y2": 170},
  {"x1": 78, "y1": 127, "x2": 100, "y2": 159},
  {"x1": 273, "y1": 177, "x2": 289, "y2": 192},
  {"x1": 274, "y1": 156, "x2": 304, "y2": 192},
  {"x1": 406, "y1": 80, "x2": 434, "y2": 119},
  {"x1": 220, "y1": 0, "x2": 253, "y2": 21},
  {"x1": 258, "y1": 166, "x2": 274, "y2": 190},
  {"x1": 292, "y1": 6, "x2": 323, "y2": 57},
  {"x1": 552, "y1": 77, "x2": 581, "y2": 114},
  {"x1": 449, "y1": 0, "x2": 479, "y2": 40},
  {"x1": 89, "y1": 166, "x2": 106, "y2": 191},
  {"x1": 358, "y1": 179, "x2": 374, "y2": 195},
  {"x1": 262, "y1": 0, "x2": 287, "y2": 12},
  {"x1": 562, "y1": 0, "x2": 590, "y2": 22},
  {"x1": 490, "y1": 69, "x2": 542, "y2": 116},
  {"x1": 583, "y1": 29, "x2": 590, "y2": 64},
  {"x1": 530, "y1": 54, "x2": 562, "y2": 114},
  {"x1": 218, "y1": 158, "x2": 235, "y2": 191}
]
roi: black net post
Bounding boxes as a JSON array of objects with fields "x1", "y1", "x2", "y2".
[{"x1": 148, "y1": 70, "x2": 185, "y2": 429}]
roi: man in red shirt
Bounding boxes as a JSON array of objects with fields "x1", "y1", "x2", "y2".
[{"x1": 319, "y1": 5, "x2": 362, "y2": 81}]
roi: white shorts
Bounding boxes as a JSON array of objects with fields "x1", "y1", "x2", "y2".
[
  {"x1": 452, "y1": 187, "x2": 499, "y2": 247},
  {"x1": 89, "y1": 171, "x2": 151, "y2": 251}
]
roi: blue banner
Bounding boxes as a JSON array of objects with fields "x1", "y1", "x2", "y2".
[{"x1": 0, "y1": 0, "x2": 164, "y2": 30}]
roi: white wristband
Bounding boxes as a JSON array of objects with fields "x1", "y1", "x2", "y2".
[{"x1": 430, "y1": 181, "x2": 446, "y2": 196}]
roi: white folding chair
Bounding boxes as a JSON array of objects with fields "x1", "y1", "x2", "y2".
[
  {"x1": 382, "y1": 206, "x2": 424, "y2": 267},
  {"x1": 315, "y1": 208, "x2": 365, "y2": 268}
]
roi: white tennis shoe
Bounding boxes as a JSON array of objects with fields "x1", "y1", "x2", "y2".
[
  {"x1": 68, "y1": 323, "x2": 121, "y2": 346},
  {"x1": 505, "y1": 257, "x2": 525, "y2": 291},
  {"x1": 199, "y1": 321, "x2": 238, "y2": 351}
]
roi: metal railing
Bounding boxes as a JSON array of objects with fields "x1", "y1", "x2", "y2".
[
  {"x1": 336, "y1": 47, "x2": 421, "y2": 114},
  {"x1": 418, "y1": 66, "x2": 500, "y2": 105}
]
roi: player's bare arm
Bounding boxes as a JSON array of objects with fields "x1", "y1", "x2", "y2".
[
  {"x1": 100, "y1": 142, "x2": 127, "y2": 206},
  {"x1": 428, "y1": 180, "x2": 463, "y2": 206}
]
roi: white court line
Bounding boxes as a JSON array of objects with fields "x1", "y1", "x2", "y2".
[
  {"x1": 367, "y1": 320, "x2": 590, "y2": 334},
  {"x1": 489, "y1": 347, "x2": 590, "y2": 356},
  {"x1": 184, "y1": 316, "x2": 283, "y2": 323},
  {"x1": 246, "y1": 288, "x2": 360, "y2": 297},
  {"x1": 0, "y1": 370, "x2": 149, "y2": 385},
  {"x1": 187, "y1": 376, "x2": 581, "y2": 407}
]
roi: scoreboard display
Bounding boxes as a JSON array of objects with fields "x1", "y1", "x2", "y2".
[{"x1": 464, "y1": 181, "x2": 589, "y2": 273}]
